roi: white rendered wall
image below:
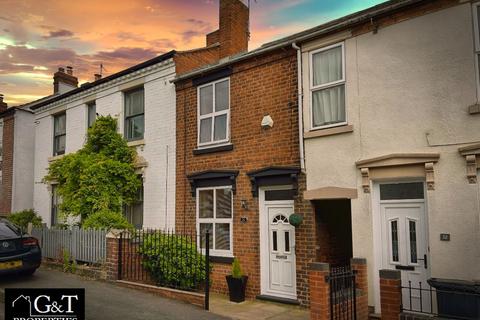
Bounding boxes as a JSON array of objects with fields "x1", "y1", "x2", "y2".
[
  {"x1": 301, "y1": 3, "x2": 480, "y2": 308},
  {"x1": 33, "y1": 61, "x2": 176, "y2": 229},
  {"x1": 11, "y1": 110, "x2": 35, "y2": 212}
]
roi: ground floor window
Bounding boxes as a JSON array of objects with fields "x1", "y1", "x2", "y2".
[
  {"x1": 51, "y1": 185, "x2": 62, "y2": 226},
  {"x1": 124, "y1": 184, "x2": 144, "y2": 229},
  {"x1": 197, "y1": 186, "x2": 233, "y2": 257}
]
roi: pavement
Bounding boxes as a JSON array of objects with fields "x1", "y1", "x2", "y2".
[
  {"x1": 0, "y1": 267, "x2": 229, "y2": 320},
  {"x1": 210, "y1": 294, "x2": 309, "y2": 320}
]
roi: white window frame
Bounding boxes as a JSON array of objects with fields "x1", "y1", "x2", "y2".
[
  {"x1": 309, "y1": 42, "x2": 347, "y2": 130},
  {"x1": 197, "y1": 78, "x2": 230, "y2": 148},
  {"x1": 472, "y1": 2, "x2": 480, "y2": 101},
  {"x1": 196, "y1": 186, "x2": 233, "y2": 257}
]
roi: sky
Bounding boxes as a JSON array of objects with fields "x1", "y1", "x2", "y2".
[{"x1": 0, "y1": 0, "x2": 386, "y2": 106}]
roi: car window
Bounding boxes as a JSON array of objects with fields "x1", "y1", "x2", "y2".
[{"x1": 0, "y1": 221, "x2": 21, "y2": 238}]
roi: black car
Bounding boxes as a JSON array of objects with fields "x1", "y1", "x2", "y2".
[{"x1": 0, "y1": 219, "x2": 41, "y2": 276}]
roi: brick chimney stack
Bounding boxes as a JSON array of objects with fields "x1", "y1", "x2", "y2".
[
  {"x1": 206, "y1": 0, "x2": 249, "y2": 59},
  {"x1": 53, "y1": 66, "x2": 78, "y2": 95},
  {"x1": 0, "y1": 94, "x2": 7, "y2": 112}
]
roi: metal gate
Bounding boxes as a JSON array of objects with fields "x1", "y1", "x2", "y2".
[{"x1": 328, "y1": 266, "x2": 357, "y2": 320}]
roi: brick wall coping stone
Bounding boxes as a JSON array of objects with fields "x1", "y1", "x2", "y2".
[
  {"x1": 379, "y1": 269, "x2": 401, "y2": 280},
  {"x1": 309, "y1": 262, "x2": 330, "y2": 271},
  {"x1": 351, "y1": 257, "x2": 367, "y2": 265},
  {"x1": 106, "y1": 229, "x2": 130, "y2": 239}
]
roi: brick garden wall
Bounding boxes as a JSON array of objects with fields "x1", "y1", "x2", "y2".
[
  {"x1": 175, "y1": 47, "x2": 316, "y2": 305},
  {"x1": 0, "y1": 113, "x2": 14, "y2": 215}
]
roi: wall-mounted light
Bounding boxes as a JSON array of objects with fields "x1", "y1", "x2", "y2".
[{"x1": 261, "y1": 114, "x2": 273, "y2": 129}]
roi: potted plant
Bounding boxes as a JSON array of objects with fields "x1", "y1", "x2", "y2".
[{"x1": 226, "y1": 258, "x2": 248, "y2": 302}]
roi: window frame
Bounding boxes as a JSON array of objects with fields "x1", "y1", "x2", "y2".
[
  {"x1": 196, "y1": 186, "x2": 233, "y2": 257},
  {"x1": 196, "y1": 78, "x2": 230, "y2": 148},
  {"x1": 87, "y1": 102, "x2": 96, "y2": 128},
  {"x1": 472, "y1": 2, "x2": 480, "y2": 101},
  {"x1": 309, "y1": 42, "x2": 347, "y2": 130},
  {"x1": 124, "y1": 87, "x2": 145, "y2": 141},
  {"x1": 53, "y1": 112, "x2": 66, "y2": 156},
  {"x1": 51, "y1": 185, "x2": 61, "y2": 226}
]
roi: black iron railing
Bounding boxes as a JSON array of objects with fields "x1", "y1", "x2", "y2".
[
  {"x1": 118, "y1": 229, "x2": 210, "y2": 310},
  {"x1": 401, "y1": 281, "x2": 480, "y2": 320},
  {"x1": 328, "y1": 266, "x2": 357, "y2": 320}
]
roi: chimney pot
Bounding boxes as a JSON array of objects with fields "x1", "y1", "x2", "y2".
[
  {"x1": 66, "y1": 66, "x2": 73, "y2": 75},
  {"x1": 0, "y1": 94, "x2": 7, "y2": 112},
  {"x1": 58, "y1": 67, "x2": 65, "y2": 73},
  {"x1": 94, "y1": 74, "x2": 102, "y2": 81},
  {"x1": 53, "y1": 67, "x2": 78, "y2": 95}
]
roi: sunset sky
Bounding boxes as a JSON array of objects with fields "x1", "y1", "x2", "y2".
[{"x1": 0, "y1": 0, "x2": 386, "y2": 106}]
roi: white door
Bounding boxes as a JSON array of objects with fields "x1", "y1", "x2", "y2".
[
  {"x1": 262, "y1": 202, "x2": 297, "y2": 299},
  {"x1": 379, "y1": 182, "x2": 430, "y2": 312}
]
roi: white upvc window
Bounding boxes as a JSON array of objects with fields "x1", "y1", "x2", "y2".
[
  {"x1": 197, "y1": 78, "x2": 230, "y2": 147},
  {"x1": 196, "y1": 186, "x2": 233, "y2": 257},
  {"x1": 473, "y1": 2, "x2": 480, "y2": 100},
  {"x1": 309, "y1": 42, "x2": 346, "y2": 130}
]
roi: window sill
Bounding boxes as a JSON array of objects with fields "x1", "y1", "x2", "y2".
[
  {"x1": 304, "y1": 125, "x2": 353, "y2": 139},
  {"x1": 209, "y1": 256, "x2": 234, "y2": 264},
  {"x1": 48, "y1": 154, "x2": 65, "y2": 162},
  {"x1": 193, "y1": 143, "x2": 233, "y2": 155},
  {"x1": 127, "y1": 139, "x2": 146, "y2": 147}
]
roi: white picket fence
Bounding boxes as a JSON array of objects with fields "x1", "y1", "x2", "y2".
[{"x1": 31, "y1": 227, "x2": 107, "y2": 264}]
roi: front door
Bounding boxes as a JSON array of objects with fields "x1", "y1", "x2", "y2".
[
  {"x1": 260, "y1": 198, "x2": 297, "y2": 300},
  {"x1": 379, "y1": 182, "x2": 430, "y2": 312}
]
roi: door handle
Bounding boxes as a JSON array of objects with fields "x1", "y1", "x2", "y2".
[{"x1": 417, "y1": 254, "x2": 428, "y2": 269}]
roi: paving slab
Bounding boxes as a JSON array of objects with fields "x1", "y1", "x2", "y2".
[{"x1": 209, "y1": 293, "x2": 309, "y2": 320}]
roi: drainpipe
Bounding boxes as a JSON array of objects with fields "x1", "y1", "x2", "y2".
[{"x1": 292, "y1": 42, "x2": 305, "y2": 171}]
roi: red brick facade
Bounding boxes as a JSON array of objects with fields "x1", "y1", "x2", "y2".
[
  {"x1": 174, "y1": 47, "x2": 316, "y2": 305},
  {"x1": 0, "y1": 111, "x2": 14, "y2": 215},
  {"x1": 379, "y1": 269, "x2": 402, "y2": 320},
  {"x1": 309, "y1": 259, "x2": 368, "y2": 320}
]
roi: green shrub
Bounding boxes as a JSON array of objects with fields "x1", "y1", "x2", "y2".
[
  {"x1": 7, "y1": 209, "x2": 42, "y2": 230},
  {"x1": 232, "y1": 258, "x2": 243, "y2": 278},
  {"x1": 139, "y1": 233, "x2": 207, "y2": 291},
  {"x1": 82, "y1": 210, "x2": 132, "y2": 231}
]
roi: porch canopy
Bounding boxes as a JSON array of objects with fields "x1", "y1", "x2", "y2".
[{"x1": 303, "y1": 186, "x2": 358, "y2": 200}]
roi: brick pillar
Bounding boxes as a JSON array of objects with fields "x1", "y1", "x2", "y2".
[
  {"x1": 309, "y1": 262, "x2": 330, "y2": 320},
  {"x1": 105, "y1": 230, "x2": 124, "y2": 281},
  {"x1": 351, "y1": 258, "x2": 368, "y2": 320},
  {"x1": 379, "y1": 269, "x2": 402, "y2": 320}
]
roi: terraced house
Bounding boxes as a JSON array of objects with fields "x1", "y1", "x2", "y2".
[
  {"x1": 294, "y1": 0, "x2": 480, "y2": 315},
  {"x1": 0, "y1": 95, "x2": 35, "y2": 216},
  {"x1": 174, "y1": 0, "x2": 480, "y2": 315}
]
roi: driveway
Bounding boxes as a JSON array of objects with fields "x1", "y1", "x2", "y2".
[{"x1": 0, "y1": 268, "x2": 229, "y2": 320}]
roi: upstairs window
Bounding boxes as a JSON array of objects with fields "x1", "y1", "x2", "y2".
[
  {"x1": 197, "y1": 79, "x2": 230, "y2": 147},
  {"x1": 473, "y1": 2, "x2": 480, "y2": 98},
  {"x1": 125, "y1": 87, "x2": 144, "y2": 141},
  {"x1": 310, "y1": 43, "x2": 346, "y2": 129},
  {"x1": 53, "y1": 113, "x2": 66, "y2": 156},
  {"x1": 87, "y1": 102, "x2": 96, "y2": 128}
]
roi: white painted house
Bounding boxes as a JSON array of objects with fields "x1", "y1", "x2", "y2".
[
  {"x1": 292, "y1": 0, "x2": 480, "y2": 313},
  {"x1": 30, "y1": 52, "x2": 177, "y2": 229}
]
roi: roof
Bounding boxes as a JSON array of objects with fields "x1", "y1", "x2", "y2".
[
  {"x1": 30, "y1": 50, "x2": 176, "y2": 111},
  {"x1": 173, "y1": 0, "x2": 426, "y2": 82},
  {"x1": 0, "y1": 106, "x2": 33, "y2": 119}
]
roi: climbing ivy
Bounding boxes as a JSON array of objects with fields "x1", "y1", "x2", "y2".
[{"x1": 44, "y1": 116, "x2": 141, "y2": 227}]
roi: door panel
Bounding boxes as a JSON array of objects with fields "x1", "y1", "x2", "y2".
[
  {"x1": 381, "y1": 202, "x2": 429, "y2": 312},
  {"x1": 266, "y1": 205, "x2": 296, "y2": 298}
]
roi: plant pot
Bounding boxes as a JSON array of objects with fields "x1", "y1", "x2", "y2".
[{"x1": 226, "y1": 275, "x2": 248, "y2": 303}]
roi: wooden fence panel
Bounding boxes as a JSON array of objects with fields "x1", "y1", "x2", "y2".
[{"x1": 31, "y1": 227, "x2": 107, "y2": 264}]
